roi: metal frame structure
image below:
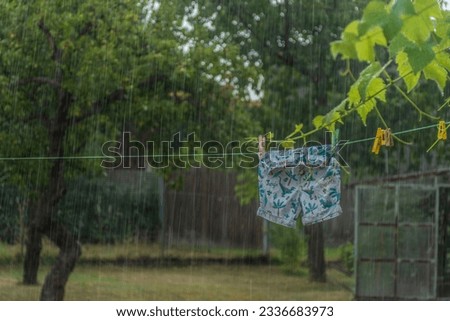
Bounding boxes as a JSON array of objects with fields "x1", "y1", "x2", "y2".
[{"x1": 354, "y1": 176, "x2": 450, "y2": 300}]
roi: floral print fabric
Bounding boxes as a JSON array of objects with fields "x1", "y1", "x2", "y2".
[{"x1": 257, "y1": 145, "x2": 342, "y2": 228}]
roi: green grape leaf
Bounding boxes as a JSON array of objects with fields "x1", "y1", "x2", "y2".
[
  {"x1": 402, "y1": 15, "x2": 432, "y2": 43},
  {"x1": 357, "y1": 99, "x2": 376, "y2": 126},
  {"x1": 388, "y1": 33, "x2": 414, "y2": 57},
  {"x1": 357, "y1": 62, "x2": 383, "y2": 100},
  {"x1": 383, "y1": 11, "x2": 403, "y2": 41},
  {"x1": 348, "y1": 83, "x2": 361, "y2": 106},
  {"x1": 423, "y1": 60, "x2": 447, "y2": 93},
  {"x1": 435, "y1": 12, "x2": 450, "y2": 43},
  {"x1": 331, "y1": 20, "x2": 359, "y2": 59},
  {"x1": 396, "y1": 51, "x2": 421, "y2": 92},
  {"x1": 335, "y1": 99, "x2": 348, "y2": 113},
  {"x1": 313, "y1": 107, "x2": 344, "y2": 132},
  {"x1": 366, "y1": 77, "x2": 386, "y2": 102},
  {"x1": 348, "y1": 62, "x2": 384, "y2": 106},
  {"x1": 435, "y1": 52, "x2": 450, "y2": 71},
  {"x1": 331, "y1": 40, "x2": 357, "y2": 59},
  {"x1": 324, "y1": 110, "x2": 343, "y2": 132},
  {"x1": 404, "y1": 42, "x2": 435, "y2": 73},
  {"x1": 359, "y1": 1, "x2": 389, "y2": 35},
  {"x1": 390, "y1": 0, "x2": 416, "y2": 17},
  {"x1": 413, "y1": 0, "x2": 442, "y2": 20},
  {"x1": 343, "y1": 20, "x2": 360, "y2": 37},
  {"x1": 355, "y1": 26, "x2": 387, "y2": 61},
  {"x1": 313, "y1": 115, "x2": 325, "y2": 129}
]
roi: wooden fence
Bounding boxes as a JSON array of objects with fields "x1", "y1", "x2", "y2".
[
  {"x1": 161, "y1": 168, "x2": 356, "y2": 250},
  {"x1": 162, "y1": 168, "x2": 263, "y2": 249}
]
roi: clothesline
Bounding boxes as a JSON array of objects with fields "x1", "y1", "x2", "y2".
[
  {"x1": 344, "y1": 120, "x2": 450, "y2": 145},
  {"x1": 0, "y1": 120, "x2": 448, "y2": 161}
]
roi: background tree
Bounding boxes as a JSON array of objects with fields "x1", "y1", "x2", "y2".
[
  {"x1": 0, "y1": 0, "x2": 258, "y2": 300},
  {"x1": 283, "y1": 0, "x2": 450, "y2": 280},
  {"x1": 203, "y1": 0, "x2": 449, "y2": 281},
  {"x1": 197, "y1": 0, "x2": 369, "y2": 282}
]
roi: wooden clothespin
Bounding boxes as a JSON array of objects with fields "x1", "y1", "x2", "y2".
[
  {"x1": 383, "y1": 128, "x2": 394, "y2": 147},
  {"x1": 371, "y1": 128, "x2": 383, "y2": 155},
  {"x1": 258, "y1": 135, "x2": 266, "y2": 159},
  {"x1": 438, "y1": 120, "x2": 447, "y2": 140}
]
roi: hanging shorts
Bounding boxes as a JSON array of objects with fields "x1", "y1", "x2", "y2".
[{"x1": 257, "y1": 145, "x2": 342, "y2": 228}]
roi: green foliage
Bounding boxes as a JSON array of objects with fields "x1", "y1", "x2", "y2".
[
  {"x1": 270, "y1": 223, "x2": 306, "y2": 273},
  {"x1": 0, "y1": 0, "x2": 262, "y2": 228},
  {"x1": 227, "y1": 0, "x2": 450, "y2": 205},
  {"x1": 58, "y1": 176, "x2": 161, "y2": 244},
  {"x1": 339, "y1": 242, "x2": 355, "y2": 274},
  {"x1": 207, "y1": 0, "x2": 368, "y2": 203},
  {"x1": 396, "y1": 50, "x2": 421, "y2": 92},
  {"x1": 0, "y1": 0, "x2": 151, "y2": 191},
  {"x1": 205, "y1": 0, "x2": 368, "y2": 136},
  {"x1": 312, "y1": 100, "x2": 346, "y2": 132},
  {"x1": 0, "y1": 174, "x2": 161, "y2": 244},
  {"x1": 324, "y1": 0, "x2": 450, "y2": 130},
  {"x1": 348, "y1": 62, "x2": 387, "y2": 125},
  {"x1": 235, "y1": 170, "x2": 259, "y2": 206},
  {"x1": 0, "y1": 185, "x2": 26, "y2": 244}
]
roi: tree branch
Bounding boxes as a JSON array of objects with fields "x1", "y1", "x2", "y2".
[
  {"x1": 74, "y1": 74, "x2": 167, "y2": 123},
  {"x1": 73, "y1": 88, "x2": 126, "y2": 124},
  {"x1": 16, "y1": 77, "x2": 61, "y2": 88},
  {"x1": 24, "y1": 112, "x2": 50, "y2": 126},
  {"x1": 37, "y1": 18, "x2": 62, "y2": 62}
]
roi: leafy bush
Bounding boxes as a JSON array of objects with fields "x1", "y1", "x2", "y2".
[
  {"x1": 0, "y1": 185, "x2": 26, "y2": 244},
  {"x1": 58, "y1": 174, "x2": 161, "y2": 244},
  {"x1": 270, "y1": 222, "x2": 306, "y2": 273},
  {"x1": 339, "y1": 242, "x2": 354, "y2": 273},
  {"x1": 0, "y1": 172, "x2": 161, "y2": 244}
]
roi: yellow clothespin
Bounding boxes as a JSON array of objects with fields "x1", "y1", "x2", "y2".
[
  {"x1": 383, "y1": 128, "x2": 394, "y2": 147},
  {"x1": 380, "y1": 128, "x2": 387, "y2": 146},
  {"x1": 258, "y1": 135, "x2": 266, "y2": 159},
  {"x1": 371, "y1": 128, "x2": 383, "y2": 155},
  {"x1": 438, "y1": 121, "x2": 447, "y2": 140}
]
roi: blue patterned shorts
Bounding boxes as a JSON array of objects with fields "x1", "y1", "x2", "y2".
[{"x1": 257, "y1": 145, "x2": 342, "y2": 228}]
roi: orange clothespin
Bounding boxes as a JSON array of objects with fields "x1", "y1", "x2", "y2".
[
  {"x1": 371, "y1": 128, "x2": 383, "y2": 155},
  {"x1": 258, "y1": 135, "x2": 266, "y2": 159},
  {"x1": 438, "y1": 121, "x2": 447, "y2": 140},
  {"x1": 383, "y1": 128, "x2": 394, "y2": 147}
]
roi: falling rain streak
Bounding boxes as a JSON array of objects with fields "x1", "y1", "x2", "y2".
[{"x1": 0, "y1": 0, "x2": 449, "y2": 306}]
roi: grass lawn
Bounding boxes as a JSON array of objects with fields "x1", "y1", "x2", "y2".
[
  {"x1": 0, "y1": 241, "x2": 354, "y2": 300},
  {"x1": 0, "y1": 264, "x2": 353, "y2": 300},
  {"x1": 0, "y1": 242, "x2": 264, "y2": 263}
]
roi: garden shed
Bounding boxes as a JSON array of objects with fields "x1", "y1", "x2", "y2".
[{"x1": 354, "y1": 169, "x2": 450, "y2": 300}]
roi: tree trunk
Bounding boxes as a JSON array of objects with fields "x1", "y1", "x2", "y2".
[
  {"x1": 22, "y1": 87, "x2": 79, "y2": 300},
  {"x1": 22, "y1": 21, "x2": 82, "y2": 299},
  {"x1": 40, "y1": 220, "x2": 81, "y2": 301},
  {"x1": 305, "y1": 223, "x2": 326, "y2": 282},
  {"x1": 23, "y1": 211, "x2": 42, "y2": 285}
]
